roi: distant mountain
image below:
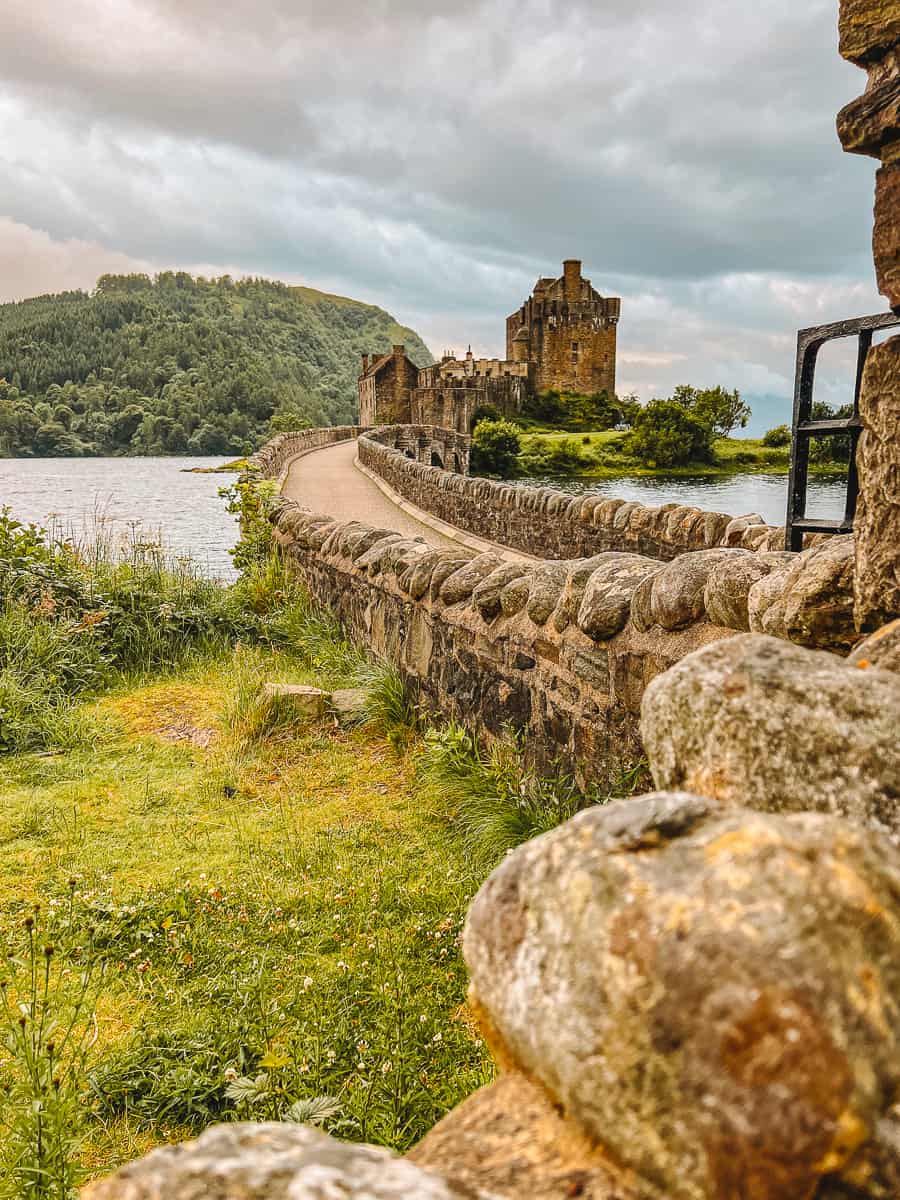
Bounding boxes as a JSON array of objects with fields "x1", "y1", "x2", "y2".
[{"x1": 0, "y1": 272, "x2": 433, "y2": 457}]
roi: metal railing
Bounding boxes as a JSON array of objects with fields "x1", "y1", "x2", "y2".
[{"x1": 785, "y1": 311, "x2": 900, "y2": 551}]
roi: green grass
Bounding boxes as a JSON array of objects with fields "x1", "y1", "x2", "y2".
[
  {"x1": 517, "y1": 431, "x2": 848, "y2": 479},
  {"x1": 0, "y1": 655, "x2": 493, "y2": 1184},
  {"x1": 0, "y1": 503, "x2": 643, "y2": 1191}
]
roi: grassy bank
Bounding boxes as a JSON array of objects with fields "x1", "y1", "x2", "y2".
[
  {"x1": 0, "y1": 656, "x2": 493, "y2": 1185},
  {"x1": 0, "y1": 503, "x2": 636, "y2": 1193},
  {"x1": 517, "y1": 430, "x2": 848, "y2": 479}
]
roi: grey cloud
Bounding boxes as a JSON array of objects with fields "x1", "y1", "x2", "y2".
[{"x1": 0, "y1": 0, "x2": 885, "y2": 414}]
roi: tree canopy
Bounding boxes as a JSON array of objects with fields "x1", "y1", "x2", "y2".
[{"x1": 0, "y1": 273, "x2": 432, "y2": 457}]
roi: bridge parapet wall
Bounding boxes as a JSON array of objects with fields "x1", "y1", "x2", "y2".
[
  {"x1": 357, "y1": 424, "x2": 818, "y2": 562},
  {"x1": 249, "y1": 425, "x2": 365, "y2": 487},
  {"x1": 362, "y1": 423, "x2": 471, "y2": 473},
  {"x1": 271, "y1": 497, "x2": 857, "y2": 783}
]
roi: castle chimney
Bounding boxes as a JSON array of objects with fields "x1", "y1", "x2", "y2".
[
  {"x1": 361, "y1": 353, "x2": 369, "y2": 373},
  {"x1": 563, "y1": 259, "x2": 582, "y2": 302}
]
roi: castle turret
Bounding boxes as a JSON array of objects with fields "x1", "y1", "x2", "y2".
[{"x1": 563, "y1": 259, "x2": 582, "y2": 302}]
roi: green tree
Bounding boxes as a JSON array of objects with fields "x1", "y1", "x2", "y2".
[
  {"x1": 624, "y1": 400, "x2": 713, "y2": 468},
  {"x1": 470, "y1": 419, "x2": 521, "y2": 478},
  {"x1": 671, "y1": 385, "x2": 751, "y2": 438}
]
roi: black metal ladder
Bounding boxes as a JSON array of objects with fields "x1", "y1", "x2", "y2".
[{"x1": 785, "y1": 311, "x2": 900, "y2": 551}]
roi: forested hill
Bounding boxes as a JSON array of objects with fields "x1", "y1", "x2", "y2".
[{"x1": 0, "y1": 272, "x2": 433, "y2": 457}]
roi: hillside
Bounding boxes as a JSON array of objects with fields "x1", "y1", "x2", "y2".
[{"x1": 0, "y1": 273, "x2": 433, "y2": 457}]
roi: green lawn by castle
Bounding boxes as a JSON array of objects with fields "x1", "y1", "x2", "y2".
[
  {"x1": 0, "y1": 653, "x2": 491, "y2": 1182},
  {"x1": 518, "y1": 430, "x2": 847, "y2": 478}
]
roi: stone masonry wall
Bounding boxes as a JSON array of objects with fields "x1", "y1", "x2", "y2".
[
  {"x1": 358, "y1": 425, "x2": 801, "y2": 561},
  {"x1": 537, "y1": 312, "x2": 618, "y2": 396},
  {"x1": 837, "y1": 0, "x2": 900, "y2": 629},
  {"x1": 269, "y1": 498, "x2": 859, "y2": 785}
]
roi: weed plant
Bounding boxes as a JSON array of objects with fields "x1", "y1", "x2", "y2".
[{"x1": 0, "y1": 897, "x2": 103, "y2": 1199}]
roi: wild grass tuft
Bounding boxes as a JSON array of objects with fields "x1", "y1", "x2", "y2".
[
  {"x1": 416, "y1": 722, "x2": 643, "y2": 869},
  {"x1": 353, "y1": 659, "x2": 417, "y2": 749}
]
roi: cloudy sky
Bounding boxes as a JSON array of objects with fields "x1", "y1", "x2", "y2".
[{"x1": 0, "y1": 0, "x2": 884, "y2": 430}]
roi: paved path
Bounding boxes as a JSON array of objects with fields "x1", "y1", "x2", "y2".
[{"x1": 281, "y1": 438, "x2": 458, "y2": 549}]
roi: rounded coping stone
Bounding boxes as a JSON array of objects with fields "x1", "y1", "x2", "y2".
[{"x1": 464, "y1": 792, "x2": 900, "y2": 1200}]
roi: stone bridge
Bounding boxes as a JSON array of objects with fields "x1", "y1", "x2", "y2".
[{"x1": 249, "y1": 421, "x2": 865, "y2": 792}]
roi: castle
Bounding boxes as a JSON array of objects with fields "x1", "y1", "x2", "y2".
[{"x1": 358, "y1": 260, "x2": 620, "y2": 431}]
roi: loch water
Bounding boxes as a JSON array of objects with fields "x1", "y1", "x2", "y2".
[
  {"x1": 1, "y1": 457, "x2": 850, "y2": 580},
  {"x1": 1, "y1": 457, "x2": 240, "y2": 579},
  {"x1": 515, "y1": 471, "x2": 849, "y2": 528}
]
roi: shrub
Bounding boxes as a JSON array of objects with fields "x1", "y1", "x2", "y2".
[
  {"x1": 469, "y1": 419, "x2": 521, "y2": 479},
  {"x1": 762, "y1": 424, "x2": 792, "y2": 448},
  {"x1": 624, "y1": 400, "x2": 714, "y2": 468},
  {"x1": 219, "y1": 471, "x2": 280, "y2": 574},
  {"x1": 518, "y1": 389, "x2": 627, "y2": 432},
  {"x1": 469, "y1": 404, "x2": 499, "y2": 430}
]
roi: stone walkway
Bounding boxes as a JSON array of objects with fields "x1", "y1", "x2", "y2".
[{"x1": 281, "y1": 438, "x2": 458, "y2": 549}]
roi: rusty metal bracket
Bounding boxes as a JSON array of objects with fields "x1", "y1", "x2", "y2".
[{"x1": 785, "y1": 311, "x2": 900, "y2": 551}]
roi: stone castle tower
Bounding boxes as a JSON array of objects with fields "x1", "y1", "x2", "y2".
[{"x1": 506, "y1": 260, "x2": 620, "y2": 396}]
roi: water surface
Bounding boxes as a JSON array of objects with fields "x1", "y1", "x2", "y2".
[
  {"x1": 1, "y1": 458, "x2": 851, "y2": 579},
  {"x1": 516, "y1": 472, "x2": 849, "y2": 528},
  {"x1": 1, "y1": 457, "x2": 239, "y2": 578}
]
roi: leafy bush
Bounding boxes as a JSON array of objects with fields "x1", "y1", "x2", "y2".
[
  {"x1": 469, "y1": 419, "x2": 521, "y2": 478},
  {"x1": 762, "y1": 424, "x2": 791, "y2": 448},
  {"x1": 624, "y1": 400, "x2": 714, "y2": 468},
  {"x1": 219, "y1": 471, "x2": 280, "y2": 574},
  {"x1": 469, "y1": 404, "x2": 499, "y2": 430},
  {"x1": 517, "y1": 436, "x2": 594, "y2": 476},
  {"x1": 518, "y1": 389, "x2": 632, "y2": 432},
  {"x1": 808, "y1": 402, "x2": 853, "y2": 465}
]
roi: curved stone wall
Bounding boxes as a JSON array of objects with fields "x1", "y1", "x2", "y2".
[
  {"x1": 357, "y1": 424, "x2": 818, "y2": 562},
  {"x1": 270, "y1": 497, "x2": 857, "y2": 785}
]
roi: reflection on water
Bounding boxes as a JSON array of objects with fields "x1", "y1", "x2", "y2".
[
  {"x1": 515, "y1": 472, "x2": 849, "y2": 528},
  {"x1": 1, "y1": 457, "x2": 240, "y2": 579}
]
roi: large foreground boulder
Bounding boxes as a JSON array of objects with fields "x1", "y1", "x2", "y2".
[
  {"x1": 82, "y1": 1122, "x2": 488, "y2": 1199},
  {"x1": 464, "y1": 793, "x2": 900, "y2": 1200},
  {"x1": 640, "y1": 633, "x2": 900, "y2": 836}
]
